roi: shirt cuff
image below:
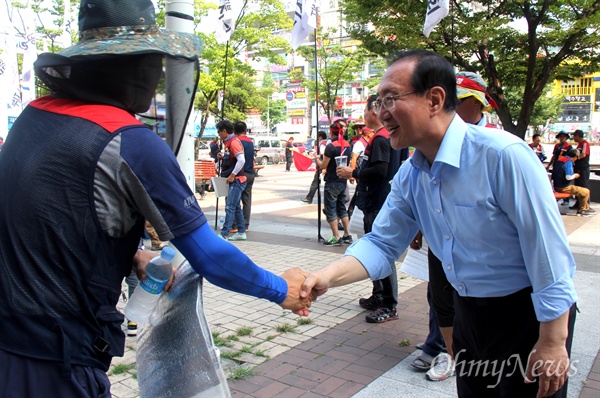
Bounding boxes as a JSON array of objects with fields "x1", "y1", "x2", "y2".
[
  {"x1": 530, "y1": 272, "x2": 578, "y2": 322},
  {"x1": 345, "y1": 239, "x2": 393, "y2": 280}
]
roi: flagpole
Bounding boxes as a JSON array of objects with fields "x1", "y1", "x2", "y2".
[
  {"x1": 214, "y1": 39, "x2": 229, "y2": 230},
  {"x1": 314, "y1": 22, "x2": 324, "y2": 242}
]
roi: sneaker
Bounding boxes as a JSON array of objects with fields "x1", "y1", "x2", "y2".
[
  {"x1": 301, "y1": 198, "x2": 312, "y2": 204},
  {"x1": 577, "y1": 210, "x2": 593, "y2": 217},
  {"x1": 587, "y1": 207, "x2": 596, "y2": 213},
  {"x1": 340, "y1": 235, "x2": 353, "y2": 244},
  {"x1": 425, "y1": 353, "x2": 455, "y2": 381},
  {"x1": 359, "y1": 296, "x2": 381, "y2": 310},
  {"x1": 218, "y1": 234, "x2": 228, "y2": 240},
  {"x1": 127, "y1": 321, "x2": 138, "y2": 337},
  {"x1": 228, "y1": 232, "x2": 247, "y2": 241},
  {"x1": 323, "y1": 236, "x2": 341, "y2": 246},
  {"x1": 365, "y1": 307, "x2": 398, "y2": 323}
]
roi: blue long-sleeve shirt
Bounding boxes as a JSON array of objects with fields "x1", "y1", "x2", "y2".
[{"x1": 346, "y1": 115, "x2": 577, "y2": 322}]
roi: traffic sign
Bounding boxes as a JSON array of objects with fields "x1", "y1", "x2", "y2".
[{"x1": 286, "y1": 92, "x2": 295, "y2": 101}]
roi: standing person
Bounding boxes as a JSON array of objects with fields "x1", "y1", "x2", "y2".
[
  {"x1": 209, "y1": 136, "x2": 220, "y2": 162},
  {"x1": 233, "y1": 121, "x2": 256, "y2": 231},
  {"x1": 0, "y1": 1, "x2": 313, "y2": 395},
  {"x1": 302, "y1": 131, "x2": 328, "y2": 204},
  {"x1": 285, "y1": 137, "x2": 294, "y2": 171},
  {"x1": 301, "y1": 50, "x2": 577, "y2": 398},
  {"x1": 217, "y1": 120, "x2": 247, "y2": 241},
  {"x1": 337, "y1": 94, "x2": 402, "y2": 323},
  {"x1": 570, "y1": 130, "x2": 594, "y2": 212},
  {"x1": 530, "y1": 133, "x2": 547, "y2": 163},
  {"x1": 314, "y1": 121, "x2": 352, "y2": 246}
]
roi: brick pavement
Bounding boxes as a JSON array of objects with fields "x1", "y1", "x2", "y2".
[{"x1": 108, "y1": 165, "x2": 599, "y2": 398}]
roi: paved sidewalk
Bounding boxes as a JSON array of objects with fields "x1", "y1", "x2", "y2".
[
  {"x1": 111, "y1": 210, "x2": 600, "y2": 398},
  {"x1": 108, "y1": 166, "x2": 599, "y2": 397}
]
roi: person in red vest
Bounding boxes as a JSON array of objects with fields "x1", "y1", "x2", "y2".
[
  {"x1": 314, "y1": 121, "x2": 352, "y2": 246},
  {"x1": 570, "y1": 130, "x2": 594, "y2": 212},
  {"x1": 547, "y1": 131, "x2": 574, "y2": 207}
]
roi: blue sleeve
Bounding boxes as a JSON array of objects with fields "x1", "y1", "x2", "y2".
[{"x1": 171, "y1": 222, "x2": 288, "y2": 304}]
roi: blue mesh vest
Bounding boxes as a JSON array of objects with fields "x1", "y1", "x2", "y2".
[{"x1": 0, "y1": 97, "x2": 145, "y2": 373}]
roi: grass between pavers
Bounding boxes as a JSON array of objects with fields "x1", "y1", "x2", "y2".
[{"x1": 108, "y1": 363, "x2": 137, "y2": 380}]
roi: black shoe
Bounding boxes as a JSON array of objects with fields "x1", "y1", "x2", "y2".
[
  {"x1": 577, "y1": 210, "x2": 593, "y2": 217},
  {"x1": 340, "y1": 235, "x2": 353, "y2": 244},
  {"x1": 366, "y1": 307, "x2": 398, "y2": 323},
  {"x1": 301, "y1": 198, "x2": 312, "y2": 204},
  {"x1": 587, "y1": 208, "x2": 596, "y2": 213},
  {"x1": 359, "y1": 296, "x2": 381, "y2": 310}
]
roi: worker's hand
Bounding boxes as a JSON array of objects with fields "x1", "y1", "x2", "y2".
[
  {"x1": 279, "y1": 268, "x2": 317, "y2": 316},
  {"x1": 336, "y1": 165, "x2": 353, "y2": 179},
  {"x1": 132, "y1": 249, "x2": 175, "y2": 291},
  {"x1": 226, "y1": 174, "x2": 235, "y2": 184}
]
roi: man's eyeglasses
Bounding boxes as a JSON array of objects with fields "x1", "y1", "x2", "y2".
[{"x1": 373, "y1": 91, "x2": 416, "y2": 113}]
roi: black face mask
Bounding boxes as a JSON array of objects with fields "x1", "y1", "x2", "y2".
[{"x1": 36, "y1": 53, "x2": 164, "y2": 114}]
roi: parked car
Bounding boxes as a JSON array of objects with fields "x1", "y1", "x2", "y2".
[
  {"x1": 292, "y1": 142, "x2": 306, "y2": 154},
  {"x1": 197, "y1": 141, "x2": 212, "y2": 159},
  {"x1": 252, "y1": 136, "x2": 283, "y2": 165},
  {"x1": 305, "y1": 138, "x2": 315, "y2": 153}
]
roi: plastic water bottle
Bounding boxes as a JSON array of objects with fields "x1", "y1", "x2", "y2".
[
  {"x1": 125, "y1": 247, "x2": 175, "y2": 324},
  {"x1": 219, "y1": 215, "x2": 224, "y2": 226}
]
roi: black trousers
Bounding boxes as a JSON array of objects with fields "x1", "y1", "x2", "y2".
[
  {"x1": 453, "y1": 288, "x2": 576, "y2": 398},
  {"x1": 241, "y1": 172, "x2": 255, "y2": 228},
  {"x1": 428, "y1": 249, "x2": 455, "y2": 327},
  {"x1": 305, "y1": 169, "x2": 320, "y2": 202},
  {"x1": 364, "y1": 209, "x2": 398, "y2": 310}
]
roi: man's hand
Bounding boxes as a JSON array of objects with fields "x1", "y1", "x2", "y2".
[
  {"x1": 410, "y1": 231, "x2": 423, "y2": 250},
  {"x1": 336, "y1": 165, "x2": 353, "y2": 179},
  {"x1": 226, "y1": 174, "x2": 235, "y2": 183},
  {"x1": 525, "y1": 341, "x2": 570, "y2": 398},
  {"x1": 280, "y1": 268, "x2": 316, "y2": 316},
  {"x1": 300, "y1": 270, "x2": 331, "y2": 301},
  {"x1": 132, "y1": 249, "x2": 175, "y2": 291}
]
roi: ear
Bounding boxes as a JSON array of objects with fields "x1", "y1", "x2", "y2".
[{"x1": 428, "y1": 86, "x2": 446, "y2": 116}]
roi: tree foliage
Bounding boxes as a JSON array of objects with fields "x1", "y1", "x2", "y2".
[
  {"x1": 194, "y1": 0, "x2": 292, "y2": 143},
  {"x1": 293, "y1": 28, "x2": 365, "y2": 124},
  {"x1": 342, "y1": 0, "x2": 600, "y2": 138}
]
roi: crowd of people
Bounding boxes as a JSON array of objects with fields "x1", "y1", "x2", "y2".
[{"x1": 0, "y1": 1, "x2": 593, "y2": 396}]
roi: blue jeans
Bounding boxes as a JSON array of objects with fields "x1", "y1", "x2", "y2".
[{"x1": 221, "y1": 179, "x2": 246, "y2": 236}]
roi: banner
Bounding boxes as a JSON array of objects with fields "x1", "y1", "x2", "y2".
[
  {"x1": 215, "y1": 0, "x2": 236, "y2": 44},
  {"x1": 20, "y1": 7, "x2": 37, "y2": 107},
  {"x1": 423, "y1": 0, "x2": 449, "y2": 38},
  {"x1": 290, "y1": 0, "x2": 317, "y2": 50}
]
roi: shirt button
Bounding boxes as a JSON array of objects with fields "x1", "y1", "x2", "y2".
[
  {"x1": 447, "y1": 265, "x2": 452, "y2": 270},
  {"x1": 459, "y1": 286, "x2": 463, "y2": 290},
  {"x1": 437, "y1": 208, "x2": 441, "y2": 213},
  {"x1": 445, "y1": 234, "x2": 450, "y2": 240},
  {"x1": 432, "y1": 180, "x2": 438, "y2": 185}
]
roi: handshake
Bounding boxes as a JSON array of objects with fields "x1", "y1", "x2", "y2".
[{"x1": 278, "y1": 267, "x2": 329, "y2": 316}]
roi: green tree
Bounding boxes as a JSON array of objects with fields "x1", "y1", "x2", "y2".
[
  {"x1": 293, "y1": 28, "x2": 365, "y2": 124},
  {"x1": 194, "y1": 0, "x2": 292, "y2": 144},
  {"x1": 342, "y1": 0, "x2": 600, "y2": 139}
]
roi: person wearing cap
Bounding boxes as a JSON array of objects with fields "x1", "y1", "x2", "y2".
[
  {"x1": 550, "y1": 146, "x2": 592, "y2": 216},
  {"x1": 570, "y1": 130, "x2": 594, "y2": 212},
  {"x1": 546, "y1": 131, "x2": 573, "y2": 172},
  {"x1": 301, "y1": 50, "x2": 577, "y2": 398},
  {"x1": 314, "y1": 121, "x2": 352, "y2": 246},
  {"x1": 455, "y1": 71, "x2": 498, "y2": 127},
  {"x1": 0, "y1": 0, "x2": 313, "y2": 394}
]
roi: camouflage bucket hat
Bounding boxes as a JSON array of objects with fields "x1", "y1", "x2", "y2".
[{"x1": 55, "y1": 0, "x2": 202, "y2": 60}]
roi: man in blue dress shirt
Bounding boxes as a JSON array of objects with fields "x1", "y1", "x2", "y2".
[{"x1": 301, "y1": 50, "x2": 577, "y2": 398}]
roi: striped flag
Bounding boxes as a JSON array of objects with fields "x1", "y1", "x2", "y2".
[
  {"x1": 290, "y1": 0, "x2": 317, "y2": 50},
  {"x1": 215, "y1": 0, "x2": 236, "y2": 44},
  {"x1": 423, "y1": 0, "x2": 449, "y2": 37}
]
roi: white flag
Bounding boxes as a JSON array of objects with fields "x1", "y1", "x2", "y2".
[
  {"x1": 290, "y1": 0, "x2": 317, "y2": 50},
  {"x1": 215, "y1": 0, "x2": 236, "y2": 45},
  {"x1": 20, "y1": 8, "x2": 37, "y2": 107},
  {"x1": 423, "y1": 0, "x2": 449, "y2": 38}
]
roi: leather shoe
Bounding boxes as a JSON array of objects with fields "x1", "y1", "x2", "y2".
[{"x1": 301, "y1": 198, "x2": 311, "y2": 204}]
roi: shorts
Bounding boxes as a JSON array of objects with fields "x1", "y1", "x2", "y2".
[{"x1": 323, "y1": 181, "x2": 348, "y2": 222}]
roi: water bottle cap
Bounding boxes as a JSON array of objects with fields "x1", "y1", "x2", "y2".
[{"x1": 160, "y1": 246, "x2": 176, "y2": 261}]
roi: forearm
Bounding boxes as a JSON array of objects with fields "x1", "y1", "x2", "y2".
[
  {"x1": 319, "y1": 255, "x2": 370, "y2": 289},
  {"x1": 232, "y1": 153, "x2": 245, "y2": 175},
  {"x1": 353, "y1": 161, "x2": 388, "y2": 182},
  {"x1": 539, "y1": 310, "x2": 569, "y2": 346}
]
